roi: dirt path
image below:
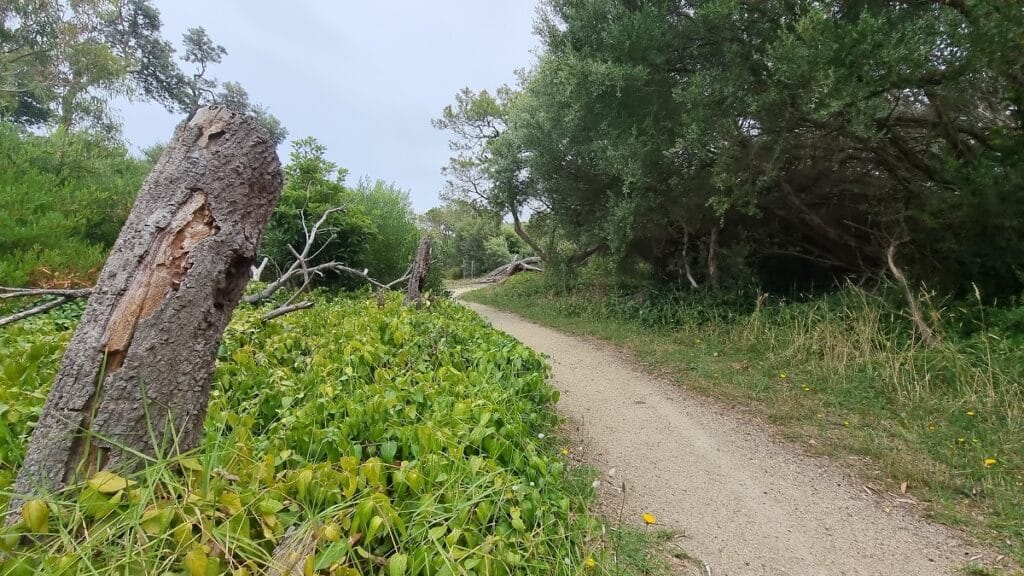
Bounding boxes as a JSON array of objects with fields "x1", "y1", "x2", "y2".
[{"x1": 463, "y1": 299, "x2": 991, "y2": 576}]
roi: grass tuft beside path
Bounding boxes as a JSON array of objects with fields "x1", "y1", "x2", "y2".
[{"x1": 465, "y1": 274, "x2": 1024, "y2": 566}]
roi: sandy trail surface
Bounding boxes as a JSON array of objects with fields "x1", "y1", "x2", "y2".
[{"x1": 462, "y1": 297, "x2": 991, "y2": 576}]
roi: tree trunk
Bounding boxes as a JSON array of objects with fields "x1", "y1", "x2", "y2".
[
  {"x1": 404, "y1": 236, "x2": 432, "y2": 305},
  {"x1": 509, "y1": 205, "x2": 547, "y2": 262},
  {"x1": 707, "y1": 221, "x2": 722, "y2": 290},
  {"x1": 8, "y1": 106, "x2": 283, "y2": 518}
]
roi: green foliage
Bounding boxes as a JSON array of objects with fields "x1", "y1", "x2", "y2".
[
  {"x1": 349, "y1": 178, "x2": 420, "y2": 282},
  {"x1": 420, "y1": 201, "x2": 531, "y2": 279},
  {"x1": 468, "y1": 272, "x2": 1024, "y2": 561},
  {"x1": 0, "y1": 122, "x2": 148, "y2": 286},
  {"x1": 1, "y1": 2, "x2": 286, "y2": 143},
  {"x1": 0, "y1": 295, "x2": 610, "y2": 575},
  {"x1": 1, "y1": 0, "x2": 185, "y2": 135},
  {"x1": 259, "y1": 137, "x2": 368, "y2": 282},
  {"x1": 260, "y1": 139, "x2": 422, "y2": 288},
  {"x1": 441, "y1": 0, "x2": 1024, "y2": 298}
]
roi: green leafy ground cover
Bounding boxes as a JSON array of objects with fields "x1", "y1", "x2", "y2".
[
  {"x1": 465, "y1": 274, "x2": 1024, "y2": 564},
  {"x1": 0, "y1": 294, "x2": 646, "y2": 575}
]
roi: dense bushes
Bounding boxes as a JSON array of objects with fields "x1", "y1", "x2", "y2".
[
  {"x1": 439, "y1": 0, "x2": 1024, "y2": 299},
  {"x1": 0, "y1": 295, "x2": 599, "y2": 575},
  {"x1": 0, "y1": 123, "x2": 148, "y2": 286}
]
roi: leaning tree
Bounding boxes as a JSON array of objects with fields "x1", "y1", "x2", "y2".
[{"x1": 7, "y1": 105, "x2": 283, "y2": 521}]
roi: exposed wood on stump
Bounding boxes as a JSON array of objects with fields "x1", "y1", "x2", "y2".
[
  {"x1": 8, "y1": 106, "x2": 283, "y2": 520},
  {"x1": 404, "y1": 236, "x2": 432, "y2": 305}
]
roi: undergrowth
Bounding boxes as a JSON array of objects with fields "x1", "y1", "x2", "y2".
[
  {"x1": 465, "y1": 273, "x2": 1024, "y2": 564},
  {"x1": 0, "y1": 294, "x2": 652, "y2": 575}
]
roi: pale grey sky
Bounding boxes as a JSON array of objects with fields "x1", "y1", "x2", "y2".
[{"x1": 117, "y1": 1, "x2": 540, "y2": 211}]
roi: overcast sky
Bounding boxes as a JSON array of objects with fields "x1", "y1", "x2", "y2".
[{"x1": 117, "y1": 1, "x2": 540, "y2": 212}]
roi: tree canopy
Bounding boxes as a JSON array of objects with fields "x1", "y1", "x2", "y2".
[
  {"x1": 0, "y1": 1, "x2": 285, "y2": 143},
  {"x1": 437, "y1": 0, "x2": 1024, "y2": 298}
]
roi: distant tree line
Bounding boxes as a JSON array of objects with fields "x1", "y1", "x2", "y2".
[
  {"x1": 436, "y1": 0, "x2": 1024, "y2": 300},
  {"x1": 1, "y1": 1, "x2": 422, "y2": 291}
]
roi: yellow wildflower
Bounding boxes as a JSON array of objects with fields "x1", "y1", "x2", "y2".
[
  {"x1": 966, "y1": 411, "x2": 975, "y2": 416},
  {"x1": 983, "y1": 458, "x2": 997, "y2": 467},
  {"x1": 642, "y1": 512, "x2": 656, "y2": 525},
  {"x1": 778, "y1": 372, "x2": 787, "y2": 380},
  {"x1": 584, "y1": 557, "x2": 597, "y2": 569}
]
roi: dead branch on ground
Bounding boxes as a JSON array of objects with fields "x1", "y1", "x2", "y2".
[
  {"x1": 0, "y1": 287, "x2": 93, "y2": 327},
  {"x1": 481, "y1": 256, "x2": 544, "y2": 284}
]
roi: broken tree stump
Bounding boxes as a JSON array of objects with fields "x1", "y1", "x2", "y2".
[
  {"x1": 8, "y1": 106, "x2": 283, "y2": 519},
  {"x1": 404, "y1": 236, "x2": 432, "y2": 305}
]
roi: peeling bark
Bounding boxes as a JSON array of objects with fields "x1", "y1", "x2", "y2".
[{"x1": 8, "y1": 106, "x2": 283, "y2": 519}]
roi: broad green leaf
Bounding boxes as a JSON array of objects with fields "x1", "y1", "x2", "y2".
[
  {"x1": 87, "y1": 470, "x2": 134, "y2": 494},
  {"x1": 21, "y1": 500, "x2": 48, "y2": 533}
]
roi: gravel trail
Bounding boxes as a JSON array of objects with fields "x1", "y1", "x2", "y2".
[{"x1": 463, "y1": 298, "x2": 991, "y2": 576}]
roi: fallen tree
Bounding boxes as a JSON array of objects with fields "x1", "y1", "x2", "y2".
[
  {"x1": 481, "y1": 256, "x2": 543, "y2": 284},
  {"x1": 7, "y1": 106, "x2": 284, "y2": 522}
]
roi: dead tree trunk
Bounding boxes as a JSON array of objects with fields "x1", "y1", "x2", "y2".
[
  {"x1": 8, "y1": 106, "x2": 283, "y2": 518},
  {"x1": 404, "y1": 236, "x2": 432, "y2": 305}
]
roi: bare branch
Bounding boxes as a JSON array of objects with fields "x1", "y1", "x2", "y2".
[
  {"x1": 0, "y1": 287, "x2": 93, "y2": 300},
  {"x1": 0, "y1": 298, "x2": 71, "y2": 327},
  {"x1": 260, "y1": 301, "x2": 314, "y2": 323},
  {"x1": 250, "y1": 257, "x2": 269, "y2": 281}
]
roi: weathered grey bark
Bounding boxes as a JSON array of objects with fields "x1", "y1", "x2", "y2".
[
  {"x1": 8, "y1": 106, "x2": 283, "y2": 519},
  {"x1": 404, "y1": 236, "x2": 433, "y2": 305}
]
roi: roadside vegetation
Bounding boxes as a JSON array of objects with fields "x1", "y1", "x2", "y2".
[
  {"x1": 1, "y1": 293, "x2": 677, "y2": 575},
  {"x1": 466, "y1": 272, "x2": 1024, "y2": 562}
]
